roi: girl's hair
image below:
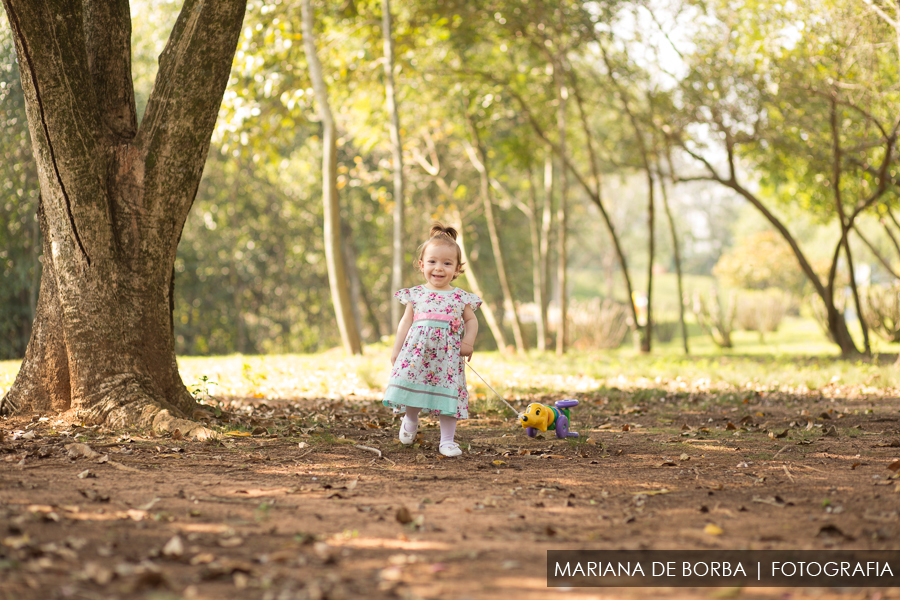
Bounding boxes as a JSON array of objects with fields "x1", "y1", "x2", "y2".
[{"x1": 416, "y1": 222, "x2": 466, "y2": 280}]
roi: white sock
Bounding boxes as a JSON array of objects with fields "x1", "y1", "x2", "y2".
[
  {"x1": 404, "y1": 407, "x2": 420, "y2": 432},
  {"x1": 439, "y1": 415, "x2": 457, "y2": 446}
]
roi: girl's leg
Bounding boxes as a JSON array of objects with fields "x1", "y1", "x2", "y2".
[
  {"x1": 439, "y1": 415, "x2": 462, "y2": 456},
  {"x1": 399, "y1": 407, "x2": 420, "y2": 444}
]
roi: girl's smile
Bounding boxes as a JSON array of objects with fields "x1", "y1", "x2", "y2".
[{"x1": 419, "y1": 243, "x2": 460, "y2": 291}]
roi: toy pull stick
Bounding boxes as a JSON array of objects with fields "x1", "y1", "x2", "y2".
[{"x1": 464, "y1": 362, "x2": 522, "y2": 417}]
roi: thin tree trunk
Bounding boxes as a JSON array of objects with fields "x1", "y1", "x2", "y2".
[
  {"x1": 454, "y1": 214, "x2": 509, "y2": 353},
  {"x1": 463, "y1": 115, "x2": 527, "y2": 353},
  {"x1": 830, "y1": 95, "x2": 870, "y2": 355},
  {"x1": 301, "y1": 0, "x2": 362, "y2": 355},
  {"x1": 341, "y1": 216, "x2": 366, "y2": 342},
  {"x1": 382, "y1": 0, "x2": 404, "y2": 331},
  {"x1": 659, "y1": 160, "x2": 689, "y2": 354},
  {"x1": 540, "y1": 152, "x2": 553, "y2": 351},
  {"x1": 554, "y1": 65, "x2": 568, "y2": 356},
  {"x1": 510, "y1": 76, "x2": 641, "y2": 338},
  {"x1": 526, "y1": 167, "x2": 546, "y2": 352},
  {"x1": 643, "y1": 167, "x2": 655, "y2": 354}
]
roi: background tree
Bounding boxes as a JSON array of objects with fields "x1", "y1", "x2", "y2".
[
  {"x1": 301, "y1": 0, "x2": 363, "y2": 355},
  {"x1": 670, "y1": 0, "x2": 900, "y2": 356}
]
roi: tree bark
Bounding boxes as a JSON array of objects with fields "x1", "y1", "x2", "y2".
[
  {"x1": 0, "y1": 0, "x2": 247, "y2": 432},
  {"x1": 301, "y1": 0, "x2": 362, "y2": 356},
  {"x1": 382, "y1": 0, "x2": 405, "y2": 332}
]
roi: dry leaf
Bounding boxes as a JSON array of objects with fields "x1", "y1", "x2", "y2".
[
  {"x1": 66, "y1": 443, "x2": 101, "y2": 460},
  {"x1": 226, "y1": 431, "x2": 251, "y2": 437},
  {"x1": 887, "y1": 459, "x2": 900, "y2": 473},
  {"x1": 395, "y1": 506, "x2": 413, "y2": 524},
  {"x1": 162, "y1": 535, "x2": 184, "y2": 559},
  {"x1": 704, "y1": 524, "x2": 724, "y2": 536},
  {"x1": 725, "y1": 422, "x2": 737, "y2": 430}
]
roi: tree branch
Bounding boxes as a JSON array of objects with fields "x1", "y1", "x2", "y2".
[
  {"x1": 137, "y1": 0, "x2": 247, "y2": 224},
  {"x1": 83, "y1": 0, "x2": 137, "y2": 140}
]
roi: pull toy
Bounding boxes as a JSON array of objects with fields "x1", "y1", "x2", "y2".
[
  {"x1": 465, "y1": 362, "x2": 579, "y2": 439},
  {"x1": 519, "y1": 400, "x2": 580, "y2": 438}
]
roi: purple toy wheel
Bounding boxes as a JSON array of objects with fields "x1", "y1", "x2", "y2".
[
  {"x1": 555, "y1": 399, "x2": 579, "y2": 409},
  {"x1": 554, "y1": 411, "x2": 580, "y2": 438},
  {"x1": 526, "y1": 427, "x2": 538, "y2": 438}
]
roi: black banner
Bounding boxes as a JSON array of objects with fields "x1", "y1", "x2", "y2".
[{"x1": 547, "y1": 550, "x2": 900, "y2": 587}]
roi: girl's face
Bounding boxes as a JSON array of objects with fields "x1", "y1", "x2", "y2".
[{"x1": 419, "y1": 242, "x2": 460, "y2": 290}]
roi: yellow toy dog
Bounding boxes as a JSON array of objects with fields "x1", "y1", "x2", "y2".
[{"x1": 519, "y1": 399, "x2": 579, "y2": 438}]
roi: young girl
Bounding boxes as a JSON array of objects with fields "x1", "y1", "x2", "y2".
[{"x1": 383, "y1": 223, "x2": 481, "y2": 457}]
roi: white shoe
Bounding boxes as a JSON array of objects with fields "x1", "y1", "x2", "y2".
[
  {"x1": 399, "y1": 416, "x2": 418, "y2": 445},
  {"x1": 439, "y1": 442, "x2": 462, "y2": 457}
]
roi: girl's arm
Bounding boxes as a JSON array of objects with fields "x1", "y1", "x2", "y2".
[
  {"x1": 460, "y1": 304, "x2": 478, "y2": 360},
  {"x1": 391, "y1": 303, "x2": 415, "y2": 365}
]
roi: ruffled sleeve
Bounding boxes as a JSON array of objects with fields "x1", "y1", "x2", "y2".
[
  {"x1": 461, "y1": 290, "x2": 482, "y2": 311},
  {"x1": 394, "y1": 288, "x2": 413, "y2": 305}
]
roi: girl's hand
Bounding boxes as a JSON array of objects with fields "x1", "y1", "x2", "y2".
[{"x1": 460, "y1": 341, "x2": 474, "y2": 360}]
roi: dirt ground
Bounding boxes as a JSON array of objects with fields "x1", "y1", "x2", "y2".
[{"x1": 2, "y1": 390, "x2": 900, "y2": 600}]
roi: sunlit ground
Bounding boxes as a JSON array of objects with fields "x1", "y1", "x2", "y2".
[{"x1": 3, "y1": 316, "x2": 899, "y2": 405}]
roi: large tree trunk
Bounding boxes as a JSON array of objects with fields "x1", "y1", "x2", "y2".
[
  {"x1": 0, "y1": 0, "x2": 247, "y2": 433},
  {"x1": 382, "y1": 0, "x2": 405, "y2": 332},
  {"x1": 301, "y1": 0, "x2": 362, "y2": 356}
]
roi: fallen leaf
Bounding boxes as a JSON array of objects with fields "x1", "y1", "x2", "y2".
[
  {"x1": 492, "y1": 460, "x2": 506, "y2": 466},
  {"x1": 395, "y1": 506, "x2": 413, "y2": 524},
  {"x1": 725, "y1": 422, "x2": 737, "y2": 430},
  {"x1": 704, "y1": 524, "x2": 724, "y2": 536},
  {"x1": 769, "y1": 430, "x2": 789, "y2": 439},
  {"x1": 887, "y1": 459, "x2": 900, "y2": 473},
  {"x1": 162, "y1": 535, "x2": 184, "y2": 559},
  {"x1": 66, "y1": 443, "x2": 101, "y2": 460},
  {"x1": 226, "y1": 431, "x2": 252, "y2": 437}
]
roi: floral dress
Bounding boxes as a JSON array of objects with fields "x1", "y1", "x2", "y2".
[{"x1": 383, "y1": 285, "x2": 482, "y2": 418}]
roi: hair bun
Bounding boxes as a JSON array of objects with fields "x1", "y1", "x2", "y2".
[{"x1": 430, "y1": 222, "x2": 458, "y2": 241}]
